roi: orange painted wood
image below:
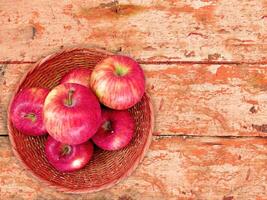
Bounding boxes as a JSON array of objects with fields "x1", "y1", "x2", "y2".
[
  {"x1": 2, "y1": 63, "x2": 267, "y2": 137},
  {"x1": 0, "y1": 0, "x2": 266, "y2": 62},
  {"x1": 1, "y1": 0, "x2": 267, "y2": 198},
  {"x1": 1, "y1": 136, "x2": 267, "y2": 199}
]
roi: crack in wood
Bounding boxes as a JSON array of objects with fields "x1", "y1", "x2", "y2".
[
  {"x1": 32, "y1": 26, "x2": 36, "y2": 40},
  {"x1": 0, "y1": 64, "x2": 7, "y2": 76}
]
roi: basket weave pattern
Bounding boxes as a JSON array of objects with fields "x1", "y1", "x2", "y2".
[{"x1": 7, "y1": 48, "x2": 153, "y2": 193}]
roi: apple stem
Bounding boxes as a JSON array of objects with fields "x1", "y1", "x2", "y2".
[
  {"x1": 67, "y1": 89, "x2": 74, "y2": 106},
  {"x1": 24, "y1": 113, "x2": 37, "y2": 122},
  {"x1": 115, "y1": 65, "x2": 129, "y2": 76},
  {"x1": 60, "y1": 145, "x2": 72, "y2": 157},
  {"x1": 102, "y1": 121, "x2": 113, "y2": 132}
]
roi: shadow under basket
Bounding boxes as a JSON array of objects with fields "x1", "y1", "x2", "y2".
[{"x1": 7, "y1": 48, "x2": 154, "y2": 193}]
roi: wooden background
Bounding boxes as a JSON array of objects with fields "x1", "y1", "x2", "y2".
[{"x1": 1, "y1": 0, "x2": 267, "y2": 199}]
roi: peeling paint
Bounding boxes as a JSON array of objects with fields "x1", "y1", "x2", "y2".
[
  {"x1": 207, "y1": 65, "x2": 221, "y2": 74},
  {"x1": 252, "y1": 124, "x2": 267, "y2": 133},
  {"x1": 69, "y1": 3, "x2": 146, "y2": 21}
]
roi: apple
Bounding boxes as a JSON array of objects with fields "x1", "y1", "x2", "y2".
[
  {"x1": 43, "y1": 83, "x2": 101, "y2": 145},
  {"x1": 92, "y1": 109, "x2": 135, "y2": 151},
  {"x1": 60, "y1": 68, "x2": 92, "y2": 88},
  {"x1": 45, "y1": 136, "x2": 94, "y2": 172},
  {"x1": 10, "y1": 87, "x2": 49, "y2": 136},
  {"x1": 90, "y1": 55, "x2": 145, "y2": 110}
]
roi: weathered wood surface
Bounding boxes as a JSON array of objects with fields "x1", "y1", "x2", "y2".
[
  {"x1": 2, "y1": 63, "x2": 267, "y2": 137},
  {"x1": 0, "y1": 0, "x2": 266, "y2": 62},
  {"x1": 1, "y1": 0, "x2": 267, "y2": 199},
  {"x1": 1, "y1": 136, "x2": 267, "y2": 200}
]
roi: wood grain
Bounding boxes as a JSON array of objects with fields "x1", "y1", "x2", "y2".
[
  {"x1": 1, "y1": 1, "x2": 267, "y2": 199},
  {"x1": 0, "y1": 0, "x2": 266, "y2": 62},
  {"x1": 2, "y1": 63, "x2": 267, "y2": 137},
  {"x1": 1, "y1": 136, "x2": 267, "y2": 200}
]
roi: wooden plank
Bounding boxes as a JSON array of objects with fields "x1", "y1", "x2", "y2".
[
  {"x1": 0, "y1": 0, "x2": 266, "y2": 62},
  {"x1": 1, "y1": 136, "x2": 267, "y2": 199},
  {"x1": 3, "y1": 63, "x2": 267, "y2": 137}
]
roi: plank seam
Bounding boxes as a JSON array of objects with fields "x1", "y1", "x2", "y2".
[
  {"x1": 0, "y1": 61, "x2": 36, "y2": 64},
  {"x1": 153, "y1": 134, "x2": 267, "y2": 139},
  {"x1": 137, "y1": 60, "x2": 267, "y2": 65},
  {"x1": 1, "y1": 60, "x2": 267, "y2": 65},
  {"x1": 1, "y1": 134, "x2": 267, "y2": 139}
]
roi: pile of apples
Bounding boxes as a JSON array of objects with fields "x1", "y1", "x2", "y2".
[{"x1": 10, "y1": 55, "x2": 145, "y2": 172}]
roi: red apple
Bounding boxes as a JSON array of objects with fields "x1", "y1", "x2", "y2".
[
  {"x1": 43, "y1": 83, "x2": 101, "y2": 145},
  {"x1": 45, "y1": 136, "x2": 94, "y2": 172},
  {"x1": 10, "y1": 87, "x2": 49, "y2": 136},
  {"x1": 90, "y1": 55, "x2": 145, "y2": 110},
  {"x1": 92, "y1": 109, "x2": 135, "y2": 151},
  {"x1": 60, "y1": 68, "x2": 92, "y2": 88}
]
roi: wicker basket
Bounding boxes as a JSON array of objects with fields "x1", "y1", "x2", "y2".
[{"x1": 7, "y1": 48, "x2": 154, "y2": 193}]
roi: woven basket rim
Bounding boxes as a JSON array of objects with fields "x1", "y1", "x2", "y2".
[{"x1": 7, "y1": 48, "x2": 154, "y2": 193}]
